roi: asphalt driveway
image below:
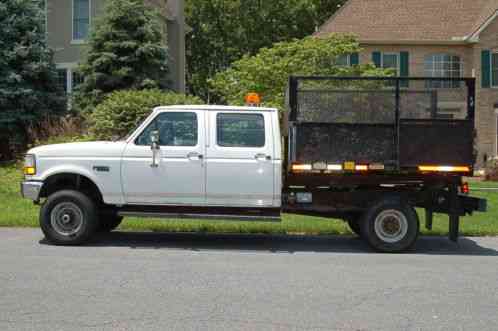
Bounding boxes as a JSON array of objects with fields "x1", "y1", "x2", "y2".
[{"x1": 1, "y1": 228, "x2": 497, "y2": 331}]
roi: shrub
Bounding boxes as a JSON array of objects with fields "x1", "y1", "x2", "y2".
[
  {"x1": 89, "y1": 89, "x2": 203, "y2": 140},
  {"x1": 485, "y1": 159, "x2": 498, "y2": 181},
  {"x1": 26, "y1": 116, "x2": 93, "y2": 147}
]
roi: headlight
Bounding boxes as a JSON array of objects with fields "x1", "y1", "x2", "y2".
[{"x1": 23, "y1": 154, "x2": 36, "y2": 176}]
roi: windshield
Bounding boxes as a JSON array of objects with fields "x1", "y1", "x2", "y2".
[{"x1": 115, "y1": 121, "x2": 145, "y2": 142}]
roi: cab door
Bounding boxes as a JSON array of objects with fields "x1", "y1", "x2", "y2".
[
  {"x1": 121, "y1": 110, "x2": 206, "y2": 205},
  {"x1": 205, "y1": 111, "x2": 274, "y2": 207}
]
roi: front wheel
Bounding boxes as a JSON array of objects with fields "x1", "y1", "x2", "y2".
[
  {"x1": 360, "y1": 198, "x2": 419, "y2": 253},
  {"x1": 40, "y1": 190, "x2": 99, "y2": 245}
]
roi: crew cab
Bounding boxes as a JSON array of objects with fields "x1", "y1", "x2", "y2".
[{"x1": 21, "y1": 77, "x2": 487, "y2": 252}]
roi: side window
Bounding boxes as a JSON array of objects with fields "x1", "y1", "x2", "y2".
[
  {"x1": 136, "y1": 112, "x2": 198, "y2": 147},
  {"x1": 217, "y1": 113, "x2": 265, "y2": 148}
]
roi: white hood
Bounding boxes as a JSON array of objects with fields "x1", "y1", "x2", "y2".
[{"x1": 28, "y1": 141, "x2": 128, "y2": 158}]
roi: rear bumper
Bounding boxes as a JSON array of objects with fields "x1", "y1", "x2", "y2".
[{"x1": 20, "y1": 181, "x2": 43, "y2": 202}]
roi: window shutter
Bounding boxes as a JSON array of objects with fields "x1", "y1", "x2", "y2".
[
  {"x1": 399, "y1": 52, "x2": 409, "y2": 87},
  {"x1": 400, "y1": 52, "x2": 409, "y2": 77},
  {"x1": 350, "y1": 53, "x2": 359, "y2": 65},
  {"x1": 372, "y1": 51, "x2": 381, "y2": 67},
  {"x1": 482, "y1": 50, "x2": 491, "y2": 88}
]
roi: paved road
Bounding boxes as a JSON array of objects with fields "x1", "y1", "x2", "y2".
[{"x1": 1, "y1": 228, "x2": 497, "y2": 331}]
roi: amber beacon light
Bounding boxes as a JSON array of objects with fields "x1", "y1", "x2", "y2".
[{"x1": 245, "y1": 93, "x2": 262, "y2": 106}]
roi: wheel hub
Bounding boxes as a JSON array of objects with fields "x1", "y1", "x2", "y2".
[
  {"x1": 374, "y1": 210, "x2": 408, "y2": 243},
  {"x1": 50, "y1": 202, "x2": 84, "y2": 236}
]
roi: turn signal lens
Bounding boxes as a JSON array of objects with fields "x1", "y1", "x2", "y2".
[
  {"x1": 24, "y1": 167, "x2": 36, "y2": 175},
  {"x1": 23, "y1": 154, "x2": 36, "y2": 176},
  {"x1": 418, "y1": 165, "x2": 470, "y2": 173}
]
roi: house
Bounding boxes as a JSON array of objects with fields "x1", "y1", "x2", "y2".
[
  {"x1": 44, "y1": 0, "x2": 186, "y2": 94},
  {"x1": 315, "y1": 0, "x2": 498, "y2": 166}
]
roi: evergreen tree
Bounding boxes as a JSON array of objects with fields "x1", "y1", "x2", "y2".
[
  {"x1": 75, "y1": 0, "x2": 169, "y2": 113},
  {"x1": 0, "y1": 0, "x2": 66, "y2": 157}
]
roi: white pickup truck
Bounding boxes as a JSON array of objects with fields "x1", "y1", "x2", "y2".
[
  {"x1": 21, "y1": 77, "x2": 487, "y2": 253},
  {"x1": 22, "y1": 106, "x2": 283, "y2": 239}
]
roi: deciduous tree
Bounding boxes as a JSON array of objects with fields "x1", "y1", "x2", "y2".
[
  {"x1": 185, "y1": 0, "x2": 346, "y2": 100},
  {"x1": 210, "y1": 35, "x2": 390, "y2": 110}
]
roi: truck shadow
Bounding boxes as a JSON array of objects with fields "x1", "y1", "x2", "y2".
[{"x1": 78, "y1": 232, "x2": 498, "y2": 256}]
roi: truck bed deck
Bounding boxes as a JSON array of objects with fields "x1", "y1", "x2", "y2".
[{"x1": 287, "y1": 77, "x2": 476, "y2": 177}]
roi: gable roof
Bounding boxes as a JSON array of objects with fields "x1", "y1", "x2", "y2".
[{"x1": 315, "y1": 0, "x2": 498, "y2": 43}]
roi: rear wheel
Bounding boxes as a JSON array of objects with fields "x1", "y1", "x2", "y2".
[
  {"x1": 360, "y1": 198, "x2": 419, "y2": 253},
  {"x1": 40, "y1": 190, "x2": 99, "y2": 245}
]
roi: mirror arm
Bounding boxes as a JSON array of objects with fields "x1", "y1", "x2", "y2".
[{"x1": 151, "y1": 142, "x2": 160, "y2": 168}]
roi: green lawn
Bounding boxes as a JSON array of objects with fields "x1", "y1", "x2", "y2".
[{"x1": 1, "y1": 163, "x2": 497, "y2": 236}]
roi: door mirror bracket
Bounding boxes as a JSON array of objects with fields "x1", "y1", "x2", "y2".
[{"x1": 150, "y1": 130, "x2": 160, "y2": 167}]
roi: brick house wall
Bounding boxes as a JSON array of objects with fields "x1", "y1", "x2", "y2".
[
  {"x1": 315, "y1": 0, "x2": 498, "y2": 169},
  {"x1": 473, "y1": 16, "x2": 498, "y2": 164},
  {"x1": 351, "y1": 32, "x2": 498, "y2": 167}
]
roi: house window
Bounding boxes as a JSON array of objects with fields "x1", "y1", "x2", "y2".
[
  {"x1": 382, "y1": 53, "x2": 399, "y2": 74},
  {"x1": 491, "y1": 53, "x2": 498, "y2": 87},
  {"x1": 335, "y1": 54, "x2": 350, "y2": 67},
  {"x1": 73, "y1": 0, "x2": 90, "y2": 41},
  {"x1": 424, "y1": 54, "x2": 461, "y2": 88}
]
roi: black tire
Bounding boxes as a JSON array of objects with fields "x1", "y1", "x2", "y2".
[
  {"x1": 99, "y1": 215, "x2": 123, "y2": 233},
  {"x1": 347, "y1": 218, "x2": 362, "y2": 237},
  {"x1": 40, "y1": 190, "x2": 99, "y2": 245},
  {"x1": 360, "y1": 197, "x2": 419, "y2": 253}
]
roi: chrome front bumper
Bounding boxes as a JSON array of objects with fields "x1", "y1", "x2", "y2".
[{"x1": 20, "y1": 181, "x2": 43, "y2": 201}]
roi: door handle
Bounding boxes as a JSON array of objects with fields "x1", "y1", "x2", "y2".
[
  {"x1": 255, "y1": 153, "x2": 271, "y2": 161},
  {"x1": 187, "y1": 152, "x2": 203, "y2": 160}
]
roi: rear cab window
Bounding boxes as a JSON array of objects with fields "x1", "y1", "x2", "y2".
[{"x1": 216, "y1": 113, "x2": 265, "y2": 148}]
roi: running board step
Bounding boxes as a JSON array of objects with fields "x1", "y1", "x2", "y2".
[{"x1": 117, "y1": 206, "x2": 282, "y2": 223}]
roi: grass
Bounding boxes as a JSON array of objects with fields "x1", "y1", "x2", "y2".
[{"x1": 1, "y1": 163, "x2": 498, "y2": 236}]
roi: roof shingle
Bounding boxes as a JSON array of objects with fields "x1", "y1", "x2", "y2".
[{"x1": 315, "y1": 0, "x2": 498, "y2": 42}]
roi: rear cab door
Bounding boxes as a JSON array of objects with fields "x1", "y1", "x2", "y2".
[{"x1": 205, "y1": 109, "x2": 276, "y2": 207}]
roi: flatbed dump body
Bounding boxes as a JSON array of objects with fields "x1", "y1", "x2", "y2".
[{"x1": 286, "y1": 76, "x2": 475, "y2": 175}]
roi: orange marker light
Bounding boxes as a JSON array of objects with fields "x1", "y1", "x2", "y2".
[
  {"x1": 291, "y1": 164, "x2": 312, "y2": 172},
  {"x1": 418, "y1": 166, "x2": 470, "y2": 173}
]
